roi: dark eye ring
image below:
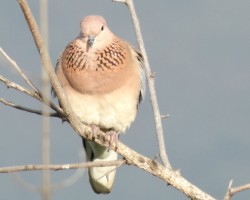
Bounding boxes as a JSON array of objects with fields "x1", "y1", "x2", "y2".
[{"x1": 101, "y1": 25, "x2": 104, "y2": 31}]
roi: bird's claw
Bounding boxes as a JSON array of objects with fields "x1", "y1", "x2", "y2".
[
  {"x1": 90, "y1": 124, "x2": 100, "y2": 139},
  {"x1": 106, "y1": 130, "x2": 119, "y2": 150}
]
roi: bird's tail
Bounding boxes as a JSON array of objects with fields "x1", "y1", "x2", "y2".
[{"x1": 83, "y1": 139, "x2": 118, "y2": 194}]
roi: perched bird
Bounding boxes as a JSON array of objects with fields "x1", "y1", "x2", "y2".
[{"x1": 54, "y1": 15, "x2": 145, "y2": 194}]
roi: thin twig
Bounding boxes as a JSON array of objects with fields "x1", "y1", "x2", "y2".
[
  {"x1": 0, "y1": 160, "x2": 125, "y2": 173},
  {"x1": 0, "y1": 47, "x2": 39, "y2": 93},
  {"x1": 40, "y1": 0, "x2": 51, "y2": 199},
  {"x1": 0, "y1": 74, "x2": 40, "y2": 98},
  {"x1": 0, "y1": 98, "x2": 59, "y2": 117},
  {"x1": 17, "y1": 0, "x2": 87, "y2": 146},
  {"x1": 0, "y1": 74, "x2": 64, "y2": 117},
  {"x1": 96, "y1": 159, "x2": 125, "y2": 181},
  {"x1": 161, "y1": 114, "x2": 171, "y2": 119},
  {"x1": 12, "y1": 167, "x2": 85, "y2": 192},
  {"x1": 224, "y1": 180, "x2": 250, "y2": 200},
  {"x1": 11, "y1": 160, "x2": 124, "y2": 193},
  {"x1": 12, "y1": 151, "x2": 86, "y2": 193},
  {"x1": 113, "y1": 0, "x2": 171, "y2": 169}
]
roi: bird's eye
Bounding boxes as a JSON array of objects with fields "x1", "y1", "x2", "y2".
[{"x1": 101, "y1": 25, "x2": 104, "y2": 31}]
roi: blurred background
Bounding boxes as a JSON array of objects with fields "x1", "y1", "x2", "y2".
[{"x1": 1, "y1": 0, "x2": 250, "y2": 199}]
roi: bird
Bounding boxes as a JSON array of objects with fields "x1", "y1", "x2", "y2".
[{"x1": 54, "y1": 15, "x2": 146, "y2": 194}]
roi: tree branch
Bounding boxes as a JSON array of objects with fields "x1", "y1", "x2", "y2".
[
  {"x1": 0, "y1": 72, "x2": 64, "y2": 117},
  {"x1": 0, "y1": 48, "x2": 39, "y2": 93},
  {"x1": 0, "y1": 74, "x2": 39, "y2": 99},
  {"x1": 17, "y1": 1, "x2": 91, "y2": 156},
  {"x1": 12, "y1": 167, "x2": 85, "y2": 192},
  {"x1": 224, "y1": 180, "x2": 250, "y2": 200},
  {"x1": 0, "y1": 48, "x2": 64, "y2": 116},
  {"x1": 0, "y1": 98, "x2": 60, "y2": 117},
  {"x1": 39, "y1": 0, "x2": 51, "y2": 198},
  {"x1": 113, "y1": 0, "x2": 171, "y2": 169},
  {"x1": 0, "y1": 160, "x2": 125, "y2": 173}
]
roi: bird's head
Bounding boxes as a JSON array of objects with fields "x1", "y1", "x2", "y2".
[{"x1": 79, "y1": 15, "x2": 112, "y2": 50}]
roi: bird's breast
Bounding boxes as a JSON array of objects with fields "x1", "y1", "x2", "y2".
[
  {"x1": 62, "y1": 45, "x2": 133, "y2": 95},
  {"x1": 63, "y1": 77, "x2": 140, "y2": 132}
]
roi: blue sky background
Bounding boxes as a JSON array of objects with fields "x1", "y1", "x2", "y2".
[{"x1": 1, "y1": 0, "x2": 250, "y2": 199}]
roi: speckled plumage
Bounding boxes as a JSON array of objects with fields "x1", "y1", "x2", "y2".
[
  {"x1": 63, "y1": 37, "x2": 127, "y2": 71},
  {"x1": 55, "y1": 15, "x2": 145, "y2": 194}
]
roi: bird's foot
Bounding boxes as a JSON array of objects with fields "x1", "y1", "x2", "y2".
[
  {"x1": 106, "y1": 130, "x2": 119, "y2": 150},
  {"x1": 90, "y1": 124, "x2": 100, "y2": 139}
]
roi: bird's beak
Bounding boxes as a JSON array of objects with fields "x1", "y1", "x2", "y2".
[{"x1": 87, "y1": 35, "x2": 95, "y2": 48}]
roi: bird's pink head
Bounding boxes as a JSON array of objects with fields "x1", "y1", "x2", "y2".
[{"x1": 79, "y1": 15, "x2": 112, "y2": 48}]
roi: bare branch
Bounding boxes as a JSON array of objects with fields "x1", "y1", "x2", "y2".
[
  {"x1": 0, "y1": 160, "x2": 125, "y2": 173},
  {"x1": 113, "y1": 0, "x2": 126, "y2": 3},
  {"x1": 0, "y1": 98, "x2": 59, "y2": 117},
  {"x1": 0, "y1": 74, "x2": 39, "y2": 98},
  {"x1": 0, "y1": 74, "x2": 64, "y2": 117},
  {"x1": 0, "y1": 47, "x2": 39, "y2": 93},
  {"x1": 113, "y1": 0, "x2": 171, "y2": 169},
  {"x1": 224, "y1": 180, "x2": 250, "y2": 200},
  {"x1": 12, "y1": 151, "x2": 85, "y2": 193},
  {"x1": 161, "y1": 114, "x2": 171, "y2": 119},
  {"x1": 17, "y1": 0, "x2": 88, "y2": 149},
  {"x1": 12, "y1": 167, "x2": 85, "y2": 192},
  {"x1": 39, "y1": 0, "x2": 51, "y2": 199},
  {"x1": 0, "y1": 47, "x2": 63, "y2": 116},
  {"x1": 96, "y1": 158, "x2": 124, "y2": 181},
  {"x1": 11, "y1": 160, "x2": 124, "y2": 193}
]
